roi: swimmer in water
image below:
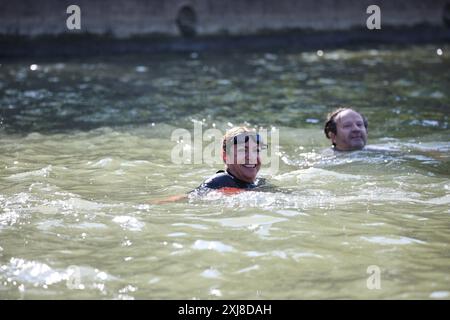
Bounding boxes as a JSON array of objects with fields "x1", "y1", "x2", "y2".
[
  {"x1": 192, "y1": 126, "x2": 266, "y2": 194},
  {"x1": 324, "y1": 107, "x2": 368, "y2": 151},
  {"x1": 152, "y1": 126, "x2": 267, "y2": 203}
]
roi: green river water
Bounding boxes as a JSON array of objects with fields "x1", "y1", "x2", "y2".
[{"x1": 0, "y1": 44, "x2": 449, "y2": 299}]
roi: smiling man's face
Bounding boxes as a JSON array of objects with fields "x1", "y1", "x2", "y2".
[
  {"x1": 224, "y1": 135, "x2": 261, "y2": 183},
  {"x1": 330, "y1": 109, "x2": 368, "y2": 151}
]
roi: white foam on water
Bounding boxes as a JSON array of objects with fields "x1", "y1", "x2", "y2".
[
  {"x1": 236, "y1": 265, "x2": 260, "y2": 274},
  {"x1": 360, "y1": 236, "x2": 426, "y2": 245},
  {"x1": 112, "y1": 216, "x2": 145, "y2": 231},
  {"x1": 192, "y1": 240, "x2": 234, "y2": 253},
  {"x1": 88, "y1": 158, "x2": 113, "y2": 168},
  {"x1": 2, "y1": 258, "x2": 66, "y2": 286},
  {"x1": 430, "y1": 291, "x2": 449, "y2": 299},
  {"x1": 212, "y1": 214, "x2": 287, "y2": 228},
  {"x1": 201, "y1": 268, "x2": 222, "y2": 279},
  {"x1": 6, "y1": 165, "x2": 52, "y2": 180}
]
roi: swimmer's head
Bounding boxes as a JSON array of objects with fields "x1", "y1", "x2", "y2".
[
  {"x1": 222, "y1": 126, "x2": 266, "y2": 183},
  {"x1": 324, "y1": 108, "x2": 368, "y2": 151}
]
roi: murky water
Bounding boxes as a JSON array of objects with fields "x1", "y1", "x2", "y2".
[{"x1": 0, "y1": 45, "x2": 449, "y2": 299}]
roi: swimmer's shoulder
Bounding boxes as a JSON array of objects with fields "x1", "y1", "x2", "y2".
[
  {"x1": 202, "y1": 170, "x2": 240, "y2": 189},
  {"x1": 188, "y1": 170, "x2": 238, "y2": 197}
]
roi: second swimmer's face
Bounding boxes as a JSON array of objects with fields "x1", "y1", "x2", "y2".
[
  {"x1": 330, "y1": 110, "x2": 368, "y2": 151},
  {"x1": 224, "y1": 136, "x2": 262, "y2": 183}
]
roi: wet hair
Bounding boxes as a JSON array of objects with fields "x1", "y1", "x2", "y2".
[
  {"x1": 324, "y1": 108, "x2": 368, "y2": 143},
  {"x1": 222, "y1": 126, "x2": 264, "y2": 156}
]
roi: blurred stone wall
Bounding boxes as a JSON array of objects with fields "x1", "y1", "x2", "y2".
[{"x1": 0, "y1": 0, "x2": 448, "y2": 38}]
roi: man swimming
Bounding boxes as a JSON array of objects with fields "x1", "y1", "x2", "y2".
[
  {"x1": 192, "y1": 126, "x2": 266, "y2": 194},
  {"x1": 152, "y1": 126, "x2": 266, "y2": 203},
  {"x1": 324, "y1": 107, "x2": 368, "y2": 151}
]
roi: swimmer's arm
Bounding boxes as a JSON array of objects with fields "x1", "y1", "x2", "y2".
[
  {"x1": 151, "y1": 180, "x2": 255, "y2": 204},
  {"x1": 150, "y1": 184, "x2": 209, "y2": 204},
  {"x1": 150, "y1": 194, "x2": 188, "y2": 204}
]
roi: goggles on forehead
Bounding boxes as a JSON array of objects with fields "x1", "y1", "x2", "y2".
[
  {"x1": 223, "y1": 133, "x2": 267, "y2": 152},
  {"x1": 233, "y1": 133, "x2": 261, "y2": 144}
]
